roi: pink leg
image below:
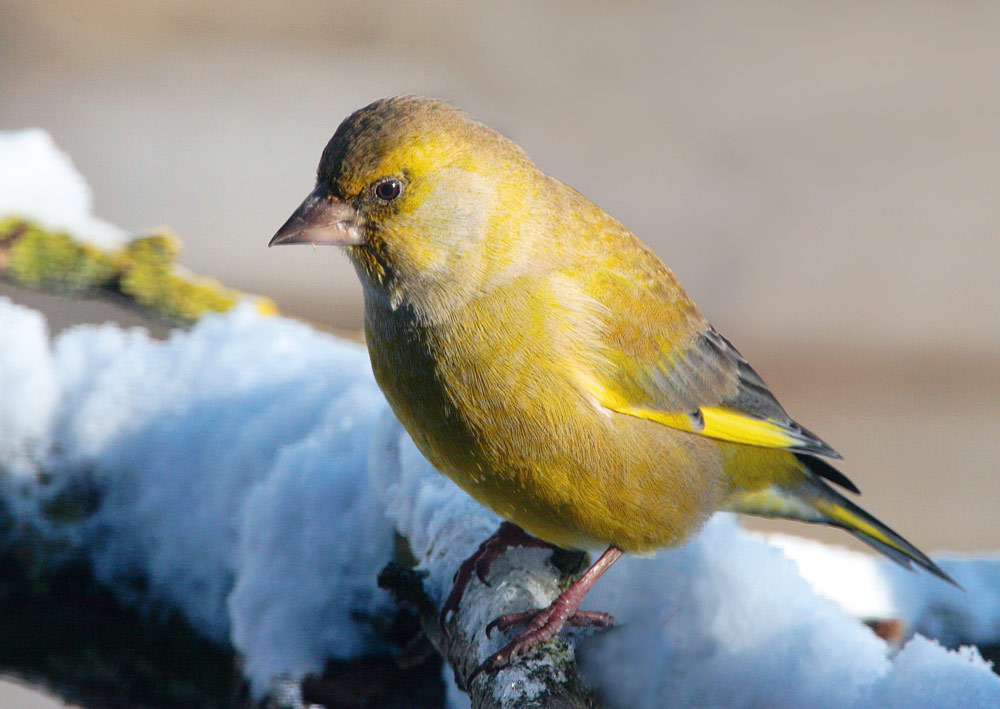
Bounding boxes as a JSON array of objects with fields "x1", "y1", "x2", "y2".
[
  {"x1": 472, "y1": 546, "x2": 623, "y2": 679},
  {"x1": 440, "y1": 522, "x2": 558, "y2": 633}
]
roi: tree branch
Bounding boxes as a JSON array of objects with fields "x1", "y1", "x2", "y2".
[{"x1": 379, "y1": 548, "x2": 603, "y2": 708}]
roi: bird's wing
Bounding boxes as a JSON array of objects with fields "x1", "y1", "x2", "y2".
[{"x1": 573, "y1": 251, "x2": 840, "y2": 459}]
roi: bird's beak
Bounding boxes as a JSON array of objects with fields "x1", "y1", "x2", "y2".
[{"x1": 269, "y1": 185, "x2": 363, "y2": 247}]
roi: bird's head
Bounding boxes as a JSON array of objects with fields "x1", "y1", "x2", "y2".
[{"x1": 271, "y1": 96, "x2": 538, "y2": 309}]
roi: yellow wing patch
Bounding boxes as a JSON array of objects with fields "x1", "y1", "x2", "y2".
[
  {"x1": 616, "y1": 405, "x2": 699, "y2": 433},
  {"x1": 698, "y1": 406, "x2": 801, "y2": 449},
  {"x1": 595, "y1": 390, "x2": 806, "y2": 451},
  {"x1": 581, "y1": 376, "x2": 700, "y2": 433},
  {"x1": 577, "y1": 325, "x2": 838, "y2": 456}
]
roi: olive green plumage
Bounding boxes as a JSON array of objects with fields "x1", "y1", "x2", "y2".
[{"x1": 273, "y1": 95, "x2": 951, "y2": 582}]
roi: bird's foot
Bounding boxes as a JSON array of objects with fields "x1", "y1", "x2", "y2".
[
  {"x1": 440, "y1": 522, "x2": 557, "y2": 633},
  {"x1": 466, "y1": 546, "x2": 623, "y2": 682},
  {"x1": 486, "y1": 608, "x2": 615, "y2": 637},
  {"x1": 470, "y1": 592, "x2": 616, "y2": 681}
]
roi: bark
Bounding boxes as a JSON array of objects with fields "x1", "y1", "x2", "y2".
[{"x1": 378, "y1": 546, "x2": 604, "y2": 709}]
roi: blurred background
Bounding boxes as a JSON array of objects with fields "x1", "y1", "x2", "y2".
[{"x1": 2, "y1": 0, "x2": 998, "y2": 560}]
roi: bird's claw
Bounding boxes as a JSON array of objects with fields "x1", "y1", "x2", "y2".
[
  {"x1": 439, "y1": 522, "x2": 556, "y2": 636},
  {"x1": 475, "y1": 556, "x2": 493, "y2": 586},
  {"x1": 485, "y1": 609, "x2": 536, "y2": 638},
  {"x1": 471, "y1": 604, "x2": 618, "y2": 682}
]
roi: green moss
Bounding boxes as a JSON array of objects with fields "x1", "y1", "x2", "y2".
[
  {"x1": 116, "y1": 234, "x2": 239, "y2": 324},
  {"x1": 0, "y1": 219, "x2": 272, "y2": 326},
  {"x1": 0, "y1": 216, "x2": 25, "y2": 242},
  {"x1": 3, "y1": 223, "x2": 115, "y2": 292}
]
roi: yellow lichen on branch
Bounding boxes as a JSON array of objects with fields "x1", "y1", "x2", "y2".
[{"x1": 0, "y1": 217, "x2": 276, "y2": 325}]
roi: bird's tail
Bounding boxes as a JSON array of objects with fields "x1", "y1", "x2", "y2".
[{"x1": 726, "y1": 454, "x2": 957, "y2": 586}]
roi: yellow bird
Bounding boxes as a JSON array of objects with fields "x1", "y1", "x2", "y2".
[{"x1": 270, "y1": 96, "x2": 953, "y2": 672}]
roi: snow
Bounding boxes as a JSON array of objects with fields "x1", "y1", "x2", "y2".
[
  {"x1": 0, "y1": 129, "x2": 998, "y2": 705},
  {"x1": 765, "y1": 533, "x2": 899, "y2": 620},
  {"x1": 1, "y1": 298, "x2": 999, "y2": 708},
  {"x1": 40, "y1": 305, "x2": 397, "y2": 688},
  {"x1": 770, "y1": 533, "x2": 1000, "y2": 650},
  {"x1": 228, "y1": 379, "x2": 393, "y2": 686},
  {"x1": 579, "y1": 517, "x2": 1000, "y2": 708},
  {"x1": 0, "y1": 129, "x2": 127, "y2": 250},
  {"x1": 0, "y1": 301, "x2": 57, "y2": 478}
]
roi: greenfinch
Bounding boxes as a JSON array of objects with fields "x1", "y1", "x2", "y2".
[{"x1": 270, "y1": 96, "x2": 953, "y2": 671}]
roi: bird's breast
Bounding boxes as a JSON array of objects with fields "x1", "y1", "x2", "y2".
[{"x1": 362, "y1": 284, "x2": 726, "y2": 553}]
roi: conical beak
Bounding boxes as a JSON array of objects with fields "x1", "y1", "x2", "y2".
[{"x1": 269, "y1": 185, "x2": 363, "y2": 247}]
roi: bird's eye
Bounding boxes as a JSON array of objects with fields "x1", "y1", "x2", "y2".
[{"x1": 374, "y1": 178, "x2": 402, "y2": 202}]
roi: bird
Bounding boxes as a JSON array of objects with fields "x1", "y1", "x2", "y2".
[{"x1": 270, "y1": 95, "x2": 954, "y2": 674}]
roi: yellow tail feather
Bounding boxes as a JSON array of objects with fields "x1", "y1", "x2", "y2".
[{"x1": 727, "y1": 476, "x2": 957, "y2": 587}]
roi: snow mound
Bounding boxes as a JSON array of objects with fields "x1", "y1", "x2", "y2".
[
  {"x1": 0, "y1": 129, "x2": 127, "y2": 249},
  {"x1": 0, "y1": 300, "x2": 57, "y2": 478},
  {"x1": 0, "y1": 297, "x2": 998, "y2": 705}
]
